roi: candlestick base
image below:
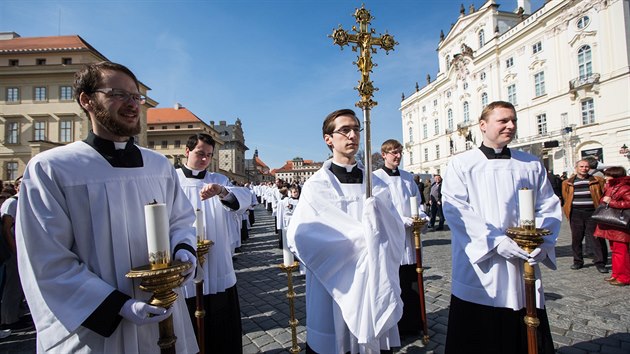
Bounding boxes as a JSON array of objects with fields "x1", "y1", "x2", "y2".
[
  {"x1": 411, "y1": 216, "x2": 430, "y2": 344},
  {"x1": 126, "y1": 261, "x2": 192, "y2": 354},
  {"x1": 279, "y1": 262, "x2": 301, "y2": 354},
  {"x1": 506, "y1": 226, "x2": 551, "y2": 354}
]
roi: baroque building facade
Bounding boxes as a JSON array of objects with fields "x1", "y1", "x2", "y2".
[
  {"x1": 401, "y1": 0, "x2": 630, "y2": 175},
  {"x1": 0, "y1": 32, "x2": 155, "y2": 181},
  {"x1": 272, "y1": 157, "x2": 323, "y2": 184}
]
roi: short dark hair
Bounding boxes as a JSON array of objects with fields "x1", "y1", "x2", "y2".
[
  {"x1": 583, "y1": 156, "x2": 599, "y2": 169},
  {"x1": 186, "y1": 133, "x2": 216, "y2": 151},
  {"x1": 322, "y1": 109, "x2": 360, "y2": 137},
  {"x1": 603, "y1": 166, "x2": 626, "y2": 179},
  {"x1": 74, "y1": 61, "x2": 140, "y2": 115},
  {"x1": 479, "y1": 101, "x2": 516, "y2": 122}
]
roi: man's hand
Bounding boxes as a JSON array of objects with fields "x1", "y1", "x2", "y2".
[
  {"x1": 119, "y1": 299, "x2": 172, "y2": 325},
  {"x1": 528, "y1": 248, "x2": 547, "y2": 266},
  {"x1": 403, "y1": 217, "x2": 414, "y2": 227},
  {"x1": 496, "y1": 238, "x2": 529, "y2": 260},
  {"x1": 174, "y1": 249, "x2": 196, "y2": 285},
  {"x1": 200, "y1": 183, "x2": 228, "y2": 200}
]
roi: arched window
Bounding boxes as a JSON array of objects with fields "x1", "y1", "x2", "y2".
[
  {"x1": 481, "y1": 92, "x2": 488, "y2": 108},
  {"x1": 447, "y1": 109, "x2": 454, "y2": 130},
  {"x1": 578, "y1": 45, "x2": 592, "y2": 79},
  {"x1": 478, "y1": 29, "x2": 485, "y2": 48},
  {"x1": 463, "y1": 102, "x2": 470, "y2": 122},
  {"x1": 408, "y1": 127, "x2": 413, "y2": 142}
]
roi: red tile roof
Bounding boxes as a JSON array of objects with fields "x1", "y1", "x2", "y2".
[
  {"x1": 0, "y1": 35, "x2": 107, "y2": 59},
  {"x1": 255, "y1": 156, "x2": 268, "y2": 169},
  {"x1": 147, "y1": 107, "x2": 204, "y2": 124}
]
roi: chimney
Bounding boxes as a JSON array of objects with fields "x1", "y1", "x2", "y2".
[
  {"x1": 173, "y1": 102, "x2": 182, "y2": 110},
  {"x1": 516, "y1": 0, "x2": 531, "y2": 15}
]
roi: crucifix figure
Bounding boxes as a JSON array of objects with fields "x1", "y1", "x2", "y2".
[{"x1": 330, "y1": 5, "x2": 397, "y2": 196}]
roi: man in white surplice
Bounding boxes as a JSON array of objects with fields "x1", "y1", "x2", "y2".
[
  {"x1": 372, "y1": 139, "x2": 429, "y2": 336},
  {"x1": 16, "y1": 62, "x2": 199, "y2": 353},
  {"x1": 177, "y1": 133, "x2": 251, "y2": 353},
  {"x1": 442, "y1": 101, "x2": 561, "y2": 354},
  {"x1": 287, "y1": 109, "x2": 404, "y2": 354}
]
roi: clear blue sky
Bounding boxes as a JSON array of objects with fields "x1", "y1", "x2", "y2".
[{"x1": 1, "y1": 0, "x2": 543, "y2": 170}]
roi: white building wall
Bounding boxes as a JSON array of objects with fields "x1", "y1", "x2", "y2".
[{"x1": 402, "y1": 0, "x2": 630, "y2": 176}]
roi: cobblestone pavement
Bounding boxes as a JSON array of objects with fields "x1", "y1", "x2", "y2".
[
  {"x1": 236, "y1": 205, "x2": 629, "y2": 354},
  {"x1": 2, "y1": 204, "x2": 629, "y2": 353}
]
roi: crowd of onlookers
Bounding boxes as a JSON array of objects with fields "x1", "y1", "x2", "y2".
[{"x1": 0, "y1": 177, "x2": 32, "y2": 339}]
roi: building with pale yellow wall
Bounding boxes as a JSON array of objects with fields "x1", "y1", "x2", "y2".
[{"x1": 0, "y1": 32, "x2": 155, "y2": 182}]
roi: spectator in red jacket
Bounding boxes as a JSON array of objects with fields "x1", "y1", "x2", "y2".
[{"x1": 594, "y1": 166, "x2": 630, "y2": 286}]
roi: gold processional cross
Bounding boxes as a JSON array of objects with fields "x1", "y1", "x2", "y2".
[{"x1": 330, "y1": 5, "x2": 397, "y2": 196}]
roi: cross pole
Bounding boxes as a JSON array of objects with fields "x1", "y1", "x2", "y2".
[{"x1": 330, "y1": 5, "x2": 397, "y2": 197}]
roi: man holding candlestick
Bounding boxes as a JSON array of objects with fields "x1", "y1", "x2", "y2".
[
  {"x1": 287, "y1": 109, "x2": 405, "y2": 354},
  {"x1": 373, "y1": 139, "x2": 429, "y2": 337},
  {"x1": 15, "y1": 61, "x2": 199, "y2": 353},
  {"x1": 442, "y1": 101, "x2": 561, "y2": 354},
  {"x1": 176, "y1": 133, "x2": 252, "y2": 353}
]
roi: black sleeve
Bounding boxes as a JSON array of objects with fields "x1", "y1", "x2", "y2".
[
  {"x1": 82, "y1": 290, "x2": 130, "y2": 337},
  {"x1": 220, "y1": 193, "x2": 240, "y2": 210},
  {"x1": 174, "y1": 242, "x2": 197, "y2": 258}
]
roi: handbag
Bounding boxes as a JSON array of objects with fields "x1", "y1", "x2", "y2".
[{"x1": 591, "y1": 186, "x2": 630, "y2": 228}]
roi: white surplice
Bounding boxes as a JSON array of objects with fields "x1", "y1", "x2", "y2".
[
  {"x1": 373, "y1": 168, "x2": 427, "y2": 265},
  {"x1": 286, "y1": 159, "x2": 404, "y2": 354},
  {"x1": 16, "y1": 141, "x2": 198, "y2": 353},
  {"x1": 442, "y1": 148, "x2": 561, "y2": 310},
  {"x1": 176, "y1": 170, "x2": 251, "y2": 295}
]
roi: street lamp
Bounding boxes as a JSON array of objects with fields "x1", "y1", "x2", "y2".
[{"x1": 620, "y1": 144, "x2": 629, "y2": 158}]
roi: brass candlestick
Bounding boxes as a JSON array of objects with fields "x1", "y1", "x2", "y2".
[
  {"x1": 126, "y1": 260, "x2": 192, "y2": 354},
  {"x1": 194, "y1": 239, "x2": 213, "y2": 354},
  {"x1": 412, "y1": 216, "x2": 430, "y2": 344},
  {"x1": 279, "y1": 261, "x2": 301, "y2": 354},
  {"x1": 506, "y1": 225, "x2": 551, "y2": 354}
]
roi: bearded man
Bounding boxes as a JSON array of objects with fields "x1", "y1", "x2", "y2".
[{"x1": 16, "y1": 61, "x2": 199, "y2": 353}]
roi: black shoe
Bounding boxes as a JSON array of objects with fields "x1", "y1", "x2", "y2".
[
  {"x1": 596, "y1": 265, "x2": 609, "y2": 273},
  {"x1": 570, "y1": 263, "x2": 583, "y2": 270}
]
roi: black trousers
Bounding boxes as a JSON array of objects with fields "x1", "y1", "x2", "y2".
[
  {"x1": 429, "y1": 197, "x2": 444, "y2": 229},
  {"x1": 398, "y1": 264, "x2": 423, "y2": 334},
  {"x1": 570, "y1": 208, "x2": 608, "y2": 266},
  {"x1": 186, "y1": 286, "x2": 242, "y2": 354},
  {"x1": 445, "y1": 295, "x2": 554, "y2": 354}
]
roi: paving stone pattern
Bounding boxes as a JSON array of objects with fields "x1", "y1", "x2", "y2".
[{"x1": 2, "y1": 204, "x2": 628, "y2": 353}]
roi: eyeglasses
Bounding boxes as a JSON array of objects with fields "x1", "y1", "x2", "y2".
[
  {"x1": 386, "y1": 150, "x2": 403, "y2": 156},
  {"x1": 331, "y1": 126, "x2": 363, "y2": 138},
  {"x1": 94, "y1": 88, "x2": 146, "y2": 105}
]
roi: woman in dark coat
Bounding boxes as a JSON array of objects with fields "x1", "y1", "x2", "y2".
[{"x1": 594, "y1": 166, "x2": 630, "y2": 286}]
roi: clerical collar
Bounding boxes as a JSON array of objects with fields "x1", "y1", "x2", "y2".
[
  {"x1": 479, "y1": 143, "x2": 511, "y2": 160},
  {"x1": 329, "y1": 161, "x2": 363, "y2": 184},
  {"x1": 180, "y1": 164, "x2": 207, "y2": 179},
  {"x1": 381, "y1": 166, "x2": 400, "y2": 176},
  {"x1": 83, "y1": 131, "x2": 143, "y2": 168}
]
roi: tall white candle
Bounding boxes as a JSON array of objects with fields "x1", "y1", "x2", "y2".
[
  {"x1": 410, "y1": 196, "x2": 419, "y2": 217},
  {"x1": 195, "y1": 208, "x2": 204, "y2": 242},
  {"x1": 145, "y1": 201, "x2": 170, "y2": 267},
  {"x1": 518, "y1": 189, "x2": 535, "y2": 228},
  {"x1": 282, "y1": 232, "x2": 294, "y2": 266}
]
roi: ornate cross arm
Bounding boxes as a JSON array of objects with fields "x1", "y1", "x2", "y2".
[{"x1": 329, "y1": 5, "x2": 398, "y2": 108}]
